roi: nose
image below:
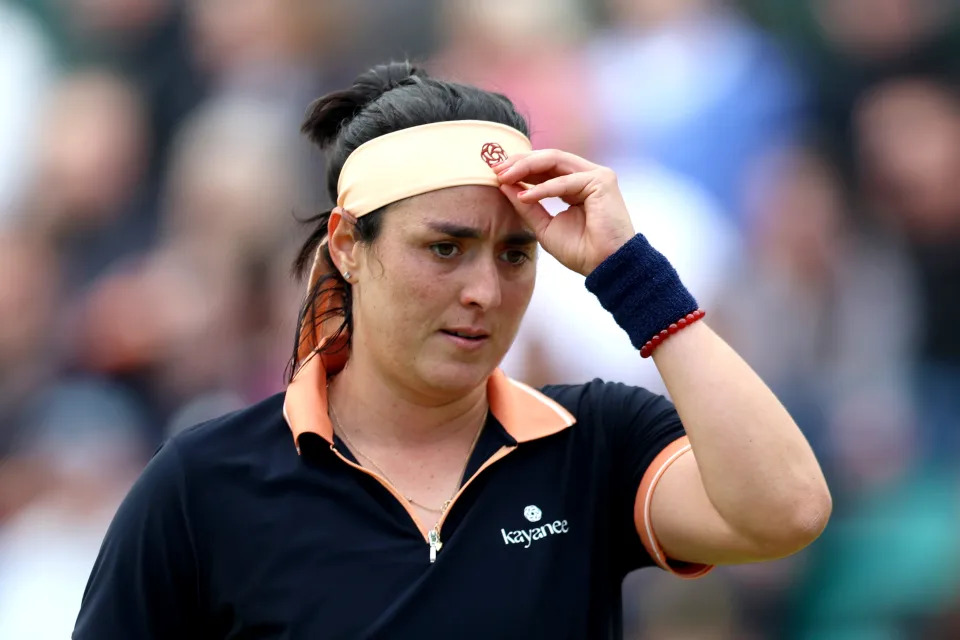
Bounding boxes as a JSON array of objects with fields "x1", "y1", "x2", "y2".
[{"x1": 459, "y1": 254, "x2": 502, "y2": 310}]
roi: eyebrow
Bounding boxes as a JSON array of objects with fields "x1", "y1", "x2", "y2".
[{"x1": 426, "y1": 222, "x2": 536, "y2": 246}]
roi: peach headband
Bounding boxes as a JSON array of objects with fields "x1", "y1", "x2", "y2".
[
  {"x1": 337, "y1": 119, "x2": 532, "y2": 216},
  {"x1": 295, "y1": 120, "x2": 531, "y2": 371}
]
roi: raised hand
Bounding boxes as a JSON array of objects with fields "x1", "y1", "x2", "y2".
[{"x1": 494, "y1": 149, "x2": 636, "y2": 276}]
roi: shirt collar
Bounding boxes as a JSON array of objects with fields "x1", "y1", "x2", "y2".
[{"x1": 282, "y1": 349, "x2": 576, "y2": 451}]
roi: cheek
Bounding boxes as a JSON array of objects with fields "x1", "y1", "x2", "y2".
[
  {"x1": 361, "y1": 255, "x2": 449, "y2": 326},
  {"x1": 500, "y1": 271, "x2": 536, "y2": 323},
  {"x1": 508, "y1": 272, "x2": 535, "y2": 304},
  {"x1": 390, "y1": 257, "x2": 449, "y2": 307}
]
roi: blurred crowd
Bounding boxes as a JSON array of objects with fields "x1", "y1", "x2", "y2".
[{"x1": 1, "y1": 0, "x2": 959, "y2": 638}]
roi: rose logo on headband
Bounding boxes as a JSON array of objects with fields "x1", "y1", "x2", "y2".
[{"x1": 480, "y1": 142, "x2": 508, "y2": 167}]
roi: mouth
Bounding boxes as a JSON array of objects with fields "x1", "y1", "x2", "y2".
[
  {"x1": 440, "y1": 328, "x2": 490, "y2": 340},
  {"x1": 439, "y1": 328, "x2": 491, "y2": 349}
]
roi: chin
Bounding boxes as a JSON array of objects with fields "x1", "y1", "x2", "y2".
[{"x1": 414, "y1": 358, "x2": 496, "y2": 396}]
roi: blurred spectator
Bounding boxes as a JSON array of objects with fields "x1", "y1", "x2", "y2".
[
  {"x1": 431, "y1": 0, "x2": 595, "y2": 154},
  {"x1": 812, "y1": 0, "x2": 956, "y2": 63},
  {"x1": 5, "y1": 0, "x2": 207, "y2": 181},
  {"x1": 158, "y1": 96, "x2": 306, "y2": 411},
  {"x1": 22, "y1": 70, "x2": 154, "y2": 295},
  {"x1": 748, "y1": 0, "x2": 960, "y2": 176},
  {"x1": 160, "y1": 98, "x2": 302, "y2": 262},
  {"x1": 0, "y1": 1, "x2": 54, "y2": 224},
  {"x1": 711, "y1": 144, "x2": 918, "y2": 482},
  {"x1": 0, "y1": 379, "x2": 149, "y2": 640},
  {"x1": 854, "y1": 75, "x2": 960, "y2": 462},
  {"x1": 0, "y1": 230, "x2": 61, "y2": 441},
  {"x1": 70, "y1": 96, "x2": 304, "y2": 435},
  {"x1": 855, "y1": 77, "x2": 960, "y2": 256},
  {"x1": 184, "y1": 0, "x2": 351, "y2": 205},
  {"x1": 328, "y1": 0, "x2": 438, "y2": 77},
  {"x1": 187, "y1": 0, "x2": 340, "y2": 85},
  {"x1": 711, "y1": 142, "x2": 939, "y2": 638},
  {"x1": 34, "y1": 0, "x2": 206, "y2": 176},
  {"x1": 589, "y1": 0, "x2": 806, "y2": 219},
  {"x1": 0, "y1": 229, "x2": 62, "y2": 520}
]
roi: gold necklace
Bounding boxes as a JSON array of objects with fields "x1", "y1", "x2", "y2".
[{"x1": 329, "y1": 402, "x2": 486, "y2": 514}]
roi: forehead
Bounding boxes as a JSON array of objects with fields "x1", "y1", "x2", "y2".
[{"x1": 384, "y1": 185, "x2": 528, "y2": 235}]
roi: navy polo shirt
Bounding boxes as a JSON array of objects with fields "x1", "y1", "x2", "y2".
[{"x1": 74, "y1": 365, "x2": 711, "y2": 640}]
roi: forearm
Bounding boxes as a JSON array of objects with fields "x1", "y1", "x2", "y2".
[{"x1": 652, "y1": 320, "x2": 831, "y2": 546}]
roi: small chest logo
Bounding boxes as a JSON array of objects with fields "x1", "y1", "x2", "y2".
[{"x1": 501, "y1": 505, "x2": 569, "y2": 549}]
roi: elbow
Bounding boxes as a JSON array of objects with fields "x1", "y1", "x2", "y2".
[
  {"x1": 753, "y1": 481, "x2": 833, "y2": 559},
  {"x1": 788, "y1": 484, "x2": 832, "y2": 549}
]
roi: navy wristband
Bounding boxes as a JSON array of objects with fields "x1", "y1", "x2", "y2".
[{"x1": 585, "y1": 234, "x2": 698, "y2": 351}]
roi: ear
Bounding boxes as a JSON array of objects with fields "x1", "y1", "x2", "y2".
[{"x1": 328, "y1": 207, "x2": 361, "y2": 276}]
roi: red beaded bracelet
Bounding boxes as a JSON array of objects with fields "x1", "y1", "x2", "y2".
[{"x1": 639, "y1": 309, "x2": 706, "y2": 358}]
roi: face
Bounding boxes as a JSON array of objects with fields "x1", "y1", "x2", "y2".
[{"x1": 337, "y1": 186, "x2": 537, "y2": 399}]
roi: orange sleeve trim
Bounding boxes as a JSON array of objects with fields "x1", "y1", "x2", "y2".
[{"x1": 634, "y1": 436, "x2": 714, "y2": 579}]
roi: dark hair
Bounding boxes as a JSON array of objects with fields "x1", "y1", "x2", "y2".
[{"x1": 288, "y1": 61, "x2": 530, "y2": 380}]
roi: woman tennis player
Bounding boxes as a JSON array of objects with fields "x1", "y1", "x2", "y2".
[{"x1": 74, "y1": 62, "x2": 830, "y2": 639}]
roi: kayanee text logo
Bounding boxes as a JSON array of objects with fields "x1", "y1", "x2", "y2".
[{"x1": 501, "y1": 505, "x2": 569, "y2": 549}]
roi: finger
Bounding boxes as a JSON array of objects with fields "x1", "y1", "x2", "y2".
[
  {"x1": 494, "y1": 152, "x2": 577, "y2": 186},
  {"x1": 517, "y1": 173, "x2": 593, "y2": 206},
  {"x1": 496, "y1": 149, "x2": 598, "y2": 185},
  {"x1": 491, "y1": 150, "x2": 537, "y2": 174},
  {"x1": 491, "y1": 153, "x2": 521, "y2": 173},
  {"x1": 500, "y1": 183, "x2": 552, "y2": 239},
  {"x1": 510, "y1": 172, "x2": 556, "y2": 186}
]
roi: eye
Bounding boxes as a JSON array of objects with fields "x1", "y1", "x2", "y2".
[
  {"x1": 430, "y1": 243, "x2": 461, "y2": 259},
  {"x1": 501, "y1": 249, "x2": 531, "y2": 266}
]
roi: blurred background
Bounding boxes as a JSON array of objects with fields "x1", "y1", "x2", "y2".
[{"x1": 1, "y1": 0, "x2": 959, "y2": 637}]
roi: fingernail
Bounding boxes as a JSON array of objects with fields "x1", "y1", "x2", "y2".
[{"x1": 517, "y1": 189, "x2": 529, "y2": 197}]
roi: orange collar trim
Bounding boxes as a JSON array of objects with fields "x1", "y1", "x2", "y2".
[{"x1": 282, "y1": 353, "x2": 576, "y2": 450}]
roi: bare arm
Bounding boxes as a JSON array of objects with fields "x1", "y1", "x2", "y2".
[{"x1": 648, "y1": 321, "x2": 831, "y2": 564}]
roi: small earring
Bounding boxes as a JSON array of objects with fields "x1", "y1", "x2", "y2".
[{"x1": 342, "y1": 271, "x2": 351, "y2": 280}]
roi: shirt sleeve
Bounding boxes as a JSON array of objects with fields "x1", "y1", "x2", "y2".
[
  {"x1": 573, "y1": 380, "x2": 713, "y2": 578},
  {"x1": 73, "y1": 439, "x2": 203, "y2": 639},
  {"x1": 632, "y1": 435, "x2": 712, "y2": 578}
]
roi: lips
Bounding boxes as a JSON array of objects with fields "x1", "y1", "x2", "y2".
[{"x1": 440, "y1": 328, "x2": 490, "y2": 341}]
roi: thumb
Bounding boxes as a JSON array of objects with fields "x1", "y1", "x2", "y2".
[{"x1": 500, "y1": 183, "x2": 551, "y2": 240}]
